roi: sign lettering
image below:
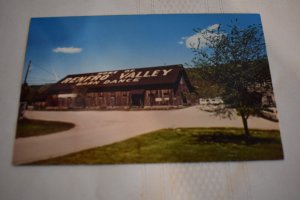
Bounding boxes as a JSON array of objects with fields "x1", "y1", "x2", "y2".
[{"x1": 60, "y1": 68, "x2": 174, "y2": 86}]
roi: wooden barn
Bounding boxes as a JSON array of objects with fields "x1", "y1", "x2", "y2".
[{"x1": 46, "y1": 64, "x2": 194, "y2": 109}]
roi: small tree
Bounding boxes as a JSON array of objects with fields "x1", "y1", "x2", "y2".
[{"x1": 190, "y1": 22, "x2": 274, "y2": 136}]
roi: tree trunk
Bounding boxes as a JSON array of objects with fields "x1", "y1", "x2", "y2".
[{"x1": 241, "y1": 113, "x2": 250, "y2": 136}]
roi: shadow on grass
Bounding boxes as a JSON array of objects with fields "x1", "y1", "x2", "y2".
[{"x1": 194, "y1": 132, "x2": 279, "y2": 145}]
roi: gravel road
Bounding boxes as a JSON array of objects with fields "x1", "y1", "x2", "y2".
[{"x1": 13, "y1": 106, "x2": 279, "y2": 164}]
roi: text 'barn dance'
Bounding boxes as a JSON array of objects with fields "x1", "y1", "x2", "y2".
[{"x1": 46, "y1": 64, "x2": 193, "y2": 109}]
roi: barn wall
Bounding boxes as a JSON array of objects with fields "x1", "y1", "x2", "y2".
[{"x1": 47, "y1": 86, "x2": 191, "y2": 109}]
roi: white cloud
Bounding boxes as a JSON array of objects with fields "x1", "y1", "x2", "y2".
[
  {"x1": 185, "y1": 24, "x2": 222, "y2": 49},
  {"x1": 53, "y1": 47, "x2": 82, "y2": 54},
  {"x1": 207, "y1": 24, "x2": 220, "y2": 31},
  {"x1": 177, "y1": 41, "x2": 184, "y2": 45}
]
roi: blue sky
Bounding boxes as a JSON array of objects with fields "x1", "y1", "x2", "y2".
[{"x1": 23, "y1": 14, "x2": 262, "y2": 85}]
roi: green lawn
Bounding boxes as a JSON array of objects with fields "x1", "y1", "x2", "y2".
[
  {"x1": 16, "y1": 118, "x2": 75, "y2": 138},
  {"x1": 32, "y1": 127, "x2": 283, "y2": 164}
]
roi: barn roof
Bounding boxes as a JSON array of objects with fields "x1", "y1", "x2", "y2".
[{"x1": 48, "y1": 64, "x2": 193, "y2": 94}]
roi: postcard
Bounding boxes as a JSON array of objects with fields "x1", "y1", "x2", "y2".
[{"x1": 13, "y1": 14, "x2": 283, "y2": 165}]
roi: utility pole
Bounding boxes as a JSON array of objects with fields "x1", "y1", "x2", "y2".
[
  {"x1": 19, "y1": 60, "x2": 31, "y2": 119},
  {"x1": 23, "y1": 60, "x2": 31, "y2": 85}
]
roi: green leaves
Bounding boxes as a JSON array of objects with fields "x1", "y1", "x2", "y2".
[{"x1": 190, "y1": 22, "x2": 274, "y2": 135}]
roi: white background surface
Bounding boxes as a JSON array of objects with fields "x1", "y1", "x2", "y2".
[{"x1": 0, "y1": 0, "x2": 299, "y2": 199}]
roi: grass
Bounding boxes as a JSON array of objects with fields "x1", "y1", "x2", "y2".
[
  {"x1": 16, "y1": 118, "x2": 75, "y2": 138},
  {"x1": 31, "y1": 127, "x2": 283, "y2": 164}
]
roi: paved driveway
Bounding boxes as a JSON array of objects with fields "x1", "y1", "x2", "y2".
[{"x1": 13, "y1": 106, "x2": 279, "y2": 164}]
